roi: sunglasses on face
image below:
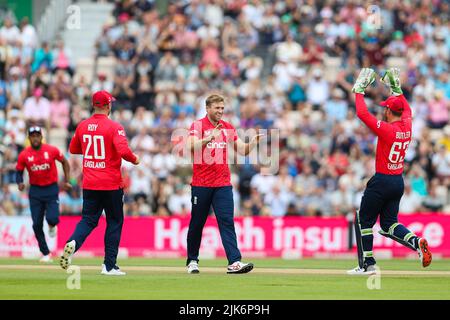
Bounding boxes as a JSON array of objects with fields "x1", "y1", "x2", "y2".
[{"x1": 28, "y1": 126, "x2": 42, "y2": 134}]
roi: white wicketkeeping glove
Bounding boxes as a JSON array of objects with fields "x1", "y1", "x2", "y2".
[{"x1": 352, "y1": 68, "x2": 376, "y2": 94}]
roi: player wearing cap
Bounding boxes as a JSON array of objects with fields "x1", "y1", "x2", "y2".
[
  {"x1": 185, "y1": 94, "x2": 264, "y2": 274},
  {"x1": 347, "y1": 68, "x2": 432, "y2": 275},
  {"x1": 59, "y1": 90, "x2": 139, "y2": 276},
  {"x1": 16, "y1": 126, "x2": 72, "y2": 262}
]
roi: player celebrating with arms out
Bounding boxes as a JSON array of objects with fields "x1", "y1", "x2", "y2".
[
  {"x1": 60, "y1": 90, "x2": 139, "y2": 275},
  {"x1": 186, "y1": 94, "x2": 264, "y2": 274},
  {"x1": 16, "y1": 126, "x2": 72, "y2": 262},
  {"x1": 348, "y1": 68, "x2": 432, "y2": 275}
]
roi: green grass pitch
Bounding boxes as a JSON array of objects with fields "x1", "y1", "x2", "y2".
[{"x1": 0, "y1": 258, "x2": 449, "y2": 300}]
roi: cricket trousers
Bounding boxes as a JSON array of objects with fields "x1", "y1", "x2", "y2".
[
  {"x1": 187, "y1": 186, "x2": 241, "y2": 265},
  {"x1": 29, "y1": 183, "x2": 60, "y2": 256},
  {"x1": 358, "y1": 173, "x2": 418, "y2": 266},
  {"x1": 68, "y1": 189, "x2": 124, "y2": 271}
]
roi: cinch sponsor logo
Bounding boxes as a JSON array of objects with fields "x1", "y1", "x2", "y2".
[
  {"x1": 388, "y1": 163, "x2": 403, "y2": 170},
  {"x1": 206, "y1": 141, "x2": 227, "y2": 149},
  {"x1": 84, "y1": 160, "x2": 106, "y2": 169},
  {"x1": 30, "y1": 163, "x2": 50, "y2": 171}
]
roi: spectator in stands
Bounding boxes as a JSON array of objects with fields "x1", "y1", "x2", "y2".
[
  {"x1": 264, "y1": 184, "x2": 293, "y2": 217},
  {"x1": 49, "y1": 88, "x2": 70, "y2": 129},
  {"x1": 52, "y1": 39, "x2": 74, "y2": 76},
  {"x1": 399, "y1": 182, "x2": 423, "y2": 215},
  {"x1": 168, "y1": 184, "x2": 191, "y2": 216},
  {"x1": 4, "y1": 108, "x2": 25, "y2": 147},
  {"x1": 306, "y1": 68, "x2": 329, "y2": 109},
  {"x1": 2, "y1": 1, "x2": 450, "y2": 218},
  {"x1": 31, "y1": 41, "x2": 53, "y2": 73},
  {"x1": 23, "y1": 86, "x2": 50, "y2": 129},
  {"x1": 0, "y1": 17, "x2": 20, "y2": 45},
  {"x1": 91, "y1": 72, "x2": 114, "y2": 93},
  {"x1": 421, "y1": 180, "x2": 445, "y2": 212},
  {"x1": 427, "y1": 90, "x2": 449, "y2": 129}
]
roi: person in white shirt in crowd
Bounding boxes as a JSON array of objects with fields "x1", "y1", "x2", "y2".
[
  {"x1": 250, "y1": 166, "x2": 277, "y2": 197},
  {"x1": 0, "y1": 17, "x2": 20, "y2": 45},
  {"x1": 4, "y1": 108, "x2": 26, "y2": 146},
  {"x1": 152, "y1": 144, "x2": 177, "y2": 179},
  {"x1": 130, "y1": 127, "x2": 156, "y2": 153},
  {"x1": 306, "y1": 68, "x2": 329, "y2": 108},
  {"x1": 19, "y1": 17, "x2": 38, "y2": 49},
  {"x1": 129, "y1": 168, "x2": 152, "y2": 199},
  {"x1": 23, "y1": 87, "x2": 50, "y2": 128},
  {"x1": 264, "y1": 184, "x2": 293, "y2": 217},
  {"x1": 399, "y1": 182, "x2": 424, "y2": 215},
  {"x1": 168, "y1": 184, "x2": 191, "y2": 216},
  {"x1": 91, "y1": 73, "x2": 114, "y2": 93},
  {"x1": 276, "y1": 32, "x2": 302, "y2": 67},
  {"x1": 6, "y1": 66, "x2": 27, "y2": 105}
]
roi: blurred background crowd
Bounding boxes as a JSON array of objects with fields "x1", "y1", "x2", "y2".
[{"x1": 0, "y1": 0, "x2": 449, "y2": 218}]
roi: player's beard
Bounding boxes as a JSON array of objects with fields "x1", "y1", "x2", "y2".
[{"x1": 382, "y1": 110, "x2": 388, "y2": 122}]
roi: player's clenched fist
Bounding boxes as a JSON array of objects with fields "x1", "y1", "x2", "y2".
[
  {"x1": 207, "y1": 123, "x2": 223, "y2": 142},
  {"x1": 133, "y1": 154, "x2": 140, "y2": 165},
  {"x1": 352, "y1": 68, "x2": 376, "y2": 94}
]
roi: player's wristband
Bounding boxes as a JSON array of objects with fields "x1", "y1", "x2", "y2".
[{"x1": 16, "y1": 170, "x2": 24, "y2": 184}]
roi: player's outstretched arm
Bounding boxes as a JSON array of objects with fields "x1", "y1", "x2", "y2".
[
  {"x1": 15, "y1": 152, "x2": 26, "y2": 191},
  {"x1": 113, "y1": 125, "x2": 139, "y2": 165},
  {"x1": 234, "y1": 134, "x2": 265, "y2": 156},
  {"x1": 59, "y1": 156, "x2": 72, "y2": 190},
  {"x1": 353, "y1": 68, "x2": 393, "y2": 139},
  {"x1": 353, "y1": 68, "x2": 377, "y2": 120},
  {"x1": 16, "y1": 171, "x2": 25, "y2": 191}
]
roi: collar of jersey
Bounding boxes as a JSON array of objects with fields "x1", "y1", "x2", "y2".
[{"x1": 93, "y1": 114, "x2": 108, "y2": 118}]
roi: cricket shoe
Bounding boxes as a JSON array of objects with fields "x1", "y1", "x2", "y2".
[
  {"x1": 347, "y1": 264, "x2": 377, "y2": 276},
  {"x1": 227, "y1": 261, "x2": 254, "y2": 274},
  {"x1": 187, "y1": 260, "x2": 200, "y2": 274},
  {"x1": 59, "y1": 240, "x2": 76, "y2": 270},
  {"x1": 417, "y1": 238, "x2": 432, "y2": 268},
  {"x1": 39, "y1": 254, "x2": 53, "y2": 263},
  {"x1": 48, "y1": 225, "x2": 57, "y2": 238},
  {"x1": 101, "y1": 264, "x2": 126, "y2": 276}
]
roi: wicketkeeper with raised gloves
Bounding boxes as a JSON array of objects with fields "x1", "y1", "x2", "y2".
[{"x1": 348, "y1": 68, "x2": 432, "y2": 275}]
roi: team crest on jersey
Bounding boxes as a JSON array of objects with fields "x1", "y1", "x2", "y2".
[
  {"x1": 27, "y1": 156, "x2": 34, "y2": 162},
  {"x1": 205, "y1": 130, "x2": 211, "y2": 135},
  {"x1": 44, "y1": 152, "x2": 49, "y2": 159}
]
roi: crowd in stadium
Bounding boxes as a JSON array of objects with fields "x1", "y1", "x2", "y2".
[{"x1": 0, "y1": 0, "x2": 449, "y2": 217}]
